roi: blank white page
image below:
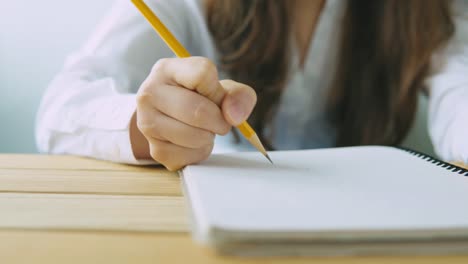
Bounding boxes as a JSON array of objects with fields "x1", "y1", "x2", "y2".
[{"x1": 182, "y1": 146, "x2": 468, "y2": 241}]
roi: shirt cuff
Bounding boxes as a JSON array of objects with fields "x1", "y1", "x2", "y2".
[
  {"x1": 98, "y1": 93, "x2": 157, "y2": 165},
  {"x1": 448, "y1": 105, "x2": 468, "y2": 164}
]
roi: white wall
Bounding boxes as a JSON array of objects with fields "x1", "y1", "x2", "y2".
[{"x1": 0, "y1": 0, "x2": 114, "y2": 153}]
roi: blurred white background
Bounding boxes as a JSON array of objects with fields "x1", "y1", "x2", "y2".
[
  {"x1": 0, "y1": 0, "x2": 114, "y2": 153},
  {"x1": 0, "y1": 0, "x2": 435, "y2": 155}
]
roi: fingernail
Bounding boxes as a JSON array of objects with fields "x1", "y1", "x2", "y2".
[{"x1": 228, "y1": 101, "x2": 246, "y2": 125}]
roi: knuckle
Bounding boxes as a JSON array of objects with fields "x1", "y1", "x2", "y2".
[
  {"x1": 150, "y1": 144, "x2": 169, "y2": 164},
  {"x1": 192, "y1": 101, "x2": 210, "y2": 126},
  {"x1": 219, "y1": 124, "x2": 231, "y2": 136},
  {"x1": 152, "y1": 58, "x2": 170, "y2": 73},
  {"x1": 165, "y1": 162, "x2": 183, "y2": 172},
  {"x1": 199, "y1": 143, "x2": 214, "y2": 160},
  {"x1": 195, "y1": 58, "x2": 218, "y2": 81},
  {"x1": 192, "y1": 131, "x2": 215, "y2": 148},
  {"x1": 138, "y1": 123, "x2": 156, "y2": 138},
  {"x1": 136, "y1": 91, "x2": 152, "y2": 106},
  {"x1": 203, "y1": 131, "x2": 216, "y2": 144}
]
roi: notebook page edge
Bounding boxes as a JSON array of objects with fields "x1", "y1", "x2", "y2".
[{"x1": 180, "y1": 168, "x2": 217, "y2": 246}]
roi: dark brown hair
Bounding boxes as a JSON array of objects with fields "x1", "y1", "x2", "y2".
[{"x1": 205, "y1": 0, "x2": 455, "y2": 148}]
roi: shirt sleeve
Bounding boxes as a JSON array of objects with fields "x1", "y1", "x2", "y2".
[
  {"x1": 428, "y1": 3, "x2": 468, "y2": 164},
  {"x1": 35, "y1": 0, "x2": 193, "y2": 164}
]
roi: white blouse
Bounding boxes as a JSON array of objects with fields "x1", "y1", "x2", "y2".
[{"x1": 36, "y1": 0, "x2": 468, "y2": 164}]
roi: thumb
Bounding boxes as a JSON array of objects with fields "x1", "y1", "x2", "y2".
[{"x1": 220, "y1": 80, "x2": 257, "y2": 126}]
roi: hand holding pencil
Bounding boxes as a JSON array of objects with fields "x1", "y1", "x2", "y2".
[
  {"x1": 135, "y1": 57, "x2": 257, "y2": 171},
  {"x1": 131, "y1": 0, "x2": 271, "y2": 171}
]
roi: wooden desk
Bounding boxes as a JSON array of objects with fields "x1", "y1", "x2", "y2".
[{"x1": 1, "y1": 154, "x2": 467, "y2": 264}]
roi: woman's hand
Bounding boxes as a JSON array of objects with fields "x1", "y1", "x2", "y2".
[{"x1": 131, "y1": 57, "x2": 257, "y2": 171}]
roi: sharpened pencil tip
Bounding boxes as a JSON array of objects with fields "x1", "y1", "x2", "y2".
[{"x1": 244, "y1": 133, "x2": 274, "y2": 164}]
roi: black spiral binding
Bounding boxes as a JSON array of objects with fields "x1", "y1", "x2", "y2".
[{"x1": 400, "y1": 148, "x2": 468, "y2": 177}]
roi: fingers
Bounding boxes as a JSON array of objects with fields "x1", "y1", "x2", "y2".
[
  {"x1": 137, "y1": 107, "x2": 215, "y2": 149},
  {"x1": 136, "y1": 106, "x2": 216, "y2": 171},
  {"x1": 151, "y1": 57, "x2": 226, "y2": 105},
  {"x1": 148, "y1": 138, "x2": 214, "y2": 171},
  {"x1": 220, "y1": 79, "x2": 257, "y2": 126},
  {"x1": 137, "y1": 83, "x2": 230, "y2": 135}
]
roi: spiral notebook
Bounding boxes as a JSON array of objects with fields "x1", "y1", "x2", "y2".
[{"x1": 181, "y1": 146, "x2": 468, "y2": 256}]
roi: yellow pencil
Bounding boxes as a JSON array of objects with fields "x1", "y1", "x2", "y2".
[{"x1": 131, "y1": 0, "x2": 272, "y2": 163}]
